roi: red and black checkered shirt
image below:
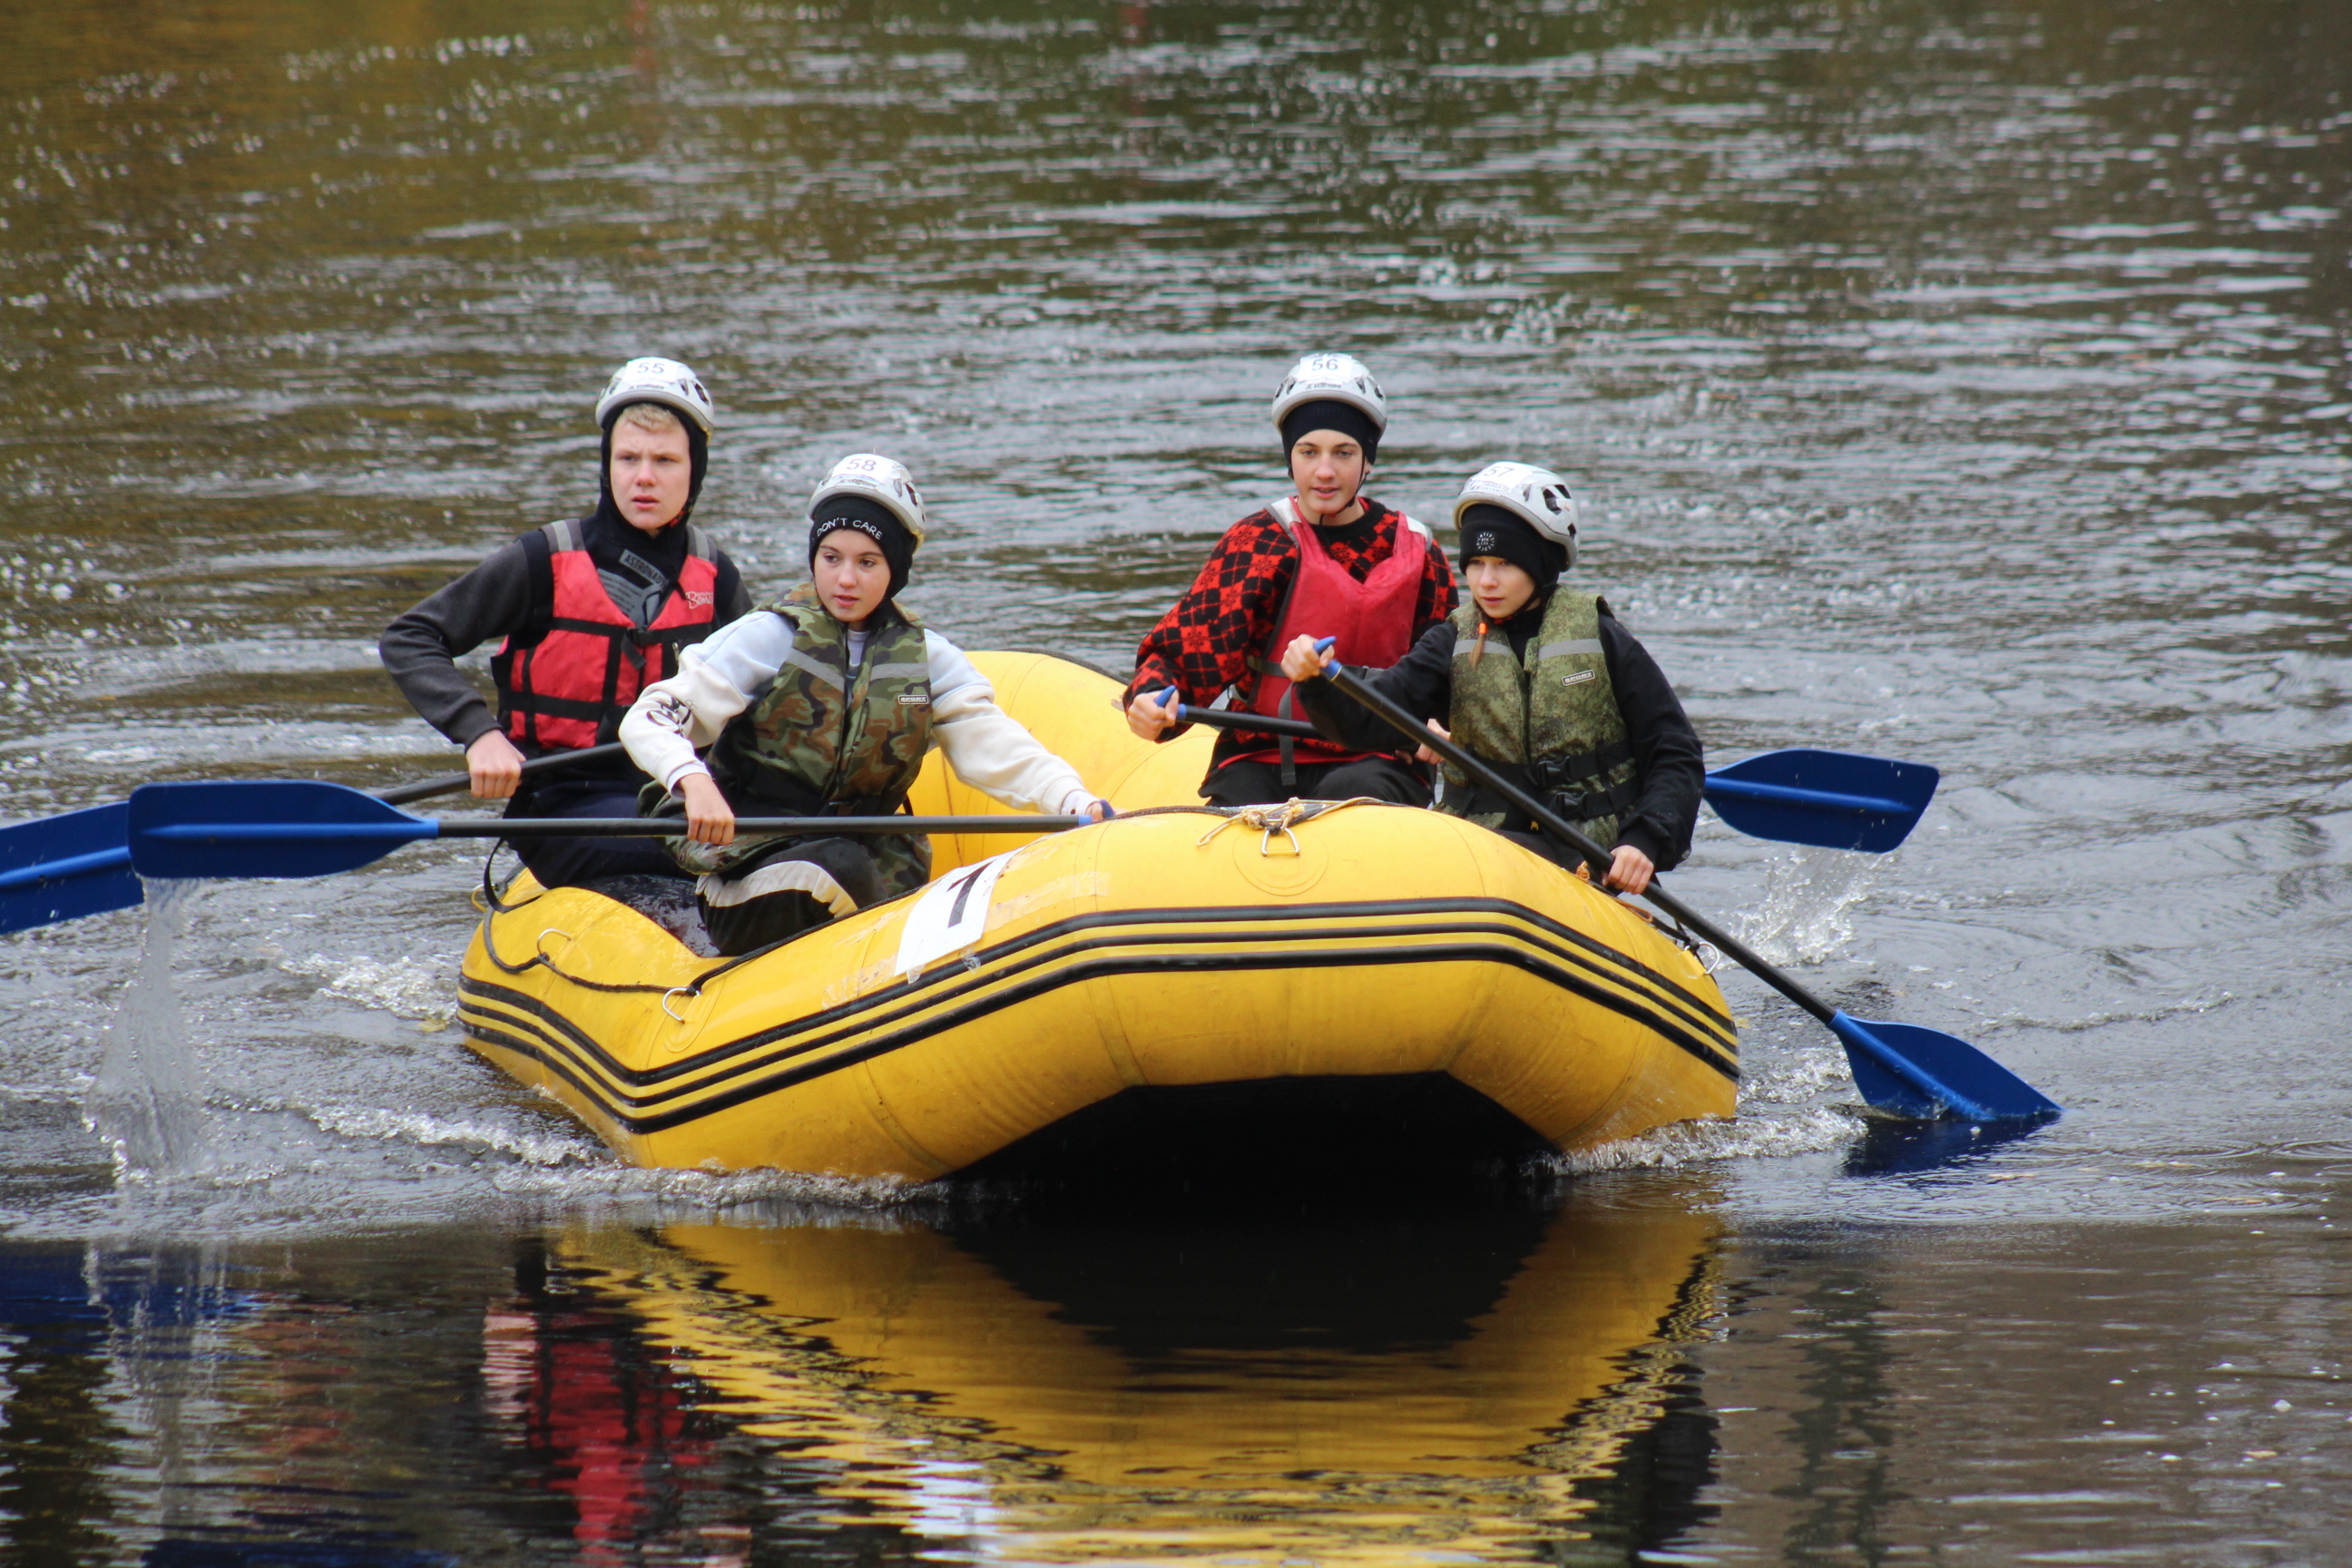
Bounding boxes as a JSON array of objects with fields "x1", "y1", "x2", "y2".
[{"x1": 1127, "y1": 499, "x2": 1458, "y2": 763}]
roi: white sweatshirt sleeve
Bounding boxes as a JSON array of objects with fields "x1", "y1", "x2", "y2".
[
  {"x1": 620, "y1": 611, "x2": 799, "y2": 793},
  {"x1": 926, "y1": 633, "x2": 1099, "y2": 816}
]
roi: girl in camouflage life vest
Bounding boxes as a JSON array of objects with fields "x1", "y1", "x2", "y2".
[
  {"x1": 621, "y1": 455, "x2": 1113, "y2": 956},
  {"x1": 1279, "y1": 462, "x2": 1706, "y2": 897}
]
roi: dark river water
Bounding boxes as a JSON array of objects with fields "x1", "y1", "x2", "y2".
[{"x1": 4, "y1": 0, "x2": 2350, "y2": 1561}]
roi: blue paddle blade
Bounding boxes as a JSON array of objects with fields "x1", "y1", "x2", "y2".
[
  {"x1": 1703, "y1": 749, "x2": 1939, "y2": 853},
  {"x1": 129, "y1": 781, "x2": 438, "y2": 881},
  {"x1": 0, "y1": 802, "x2": 142, "y2": 935},
  {"x1": 1829, "y1": 1011, "x2": 2061, "y2": 1124}
]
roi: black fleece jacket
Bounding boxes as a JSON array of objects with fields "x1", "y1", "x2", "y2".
[{"x1": 1293, "y1": 596, "x2": 1706, "y2": 871}]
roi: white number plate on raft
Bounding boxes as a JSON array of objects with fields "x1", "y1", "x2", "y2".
[{"x1": 894, "y1": 850, "x2": 1015, "y2": 975}]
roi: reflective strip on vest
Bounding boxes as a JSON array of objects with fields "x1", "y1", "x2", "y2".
[
  {"x1": 1437, "y1": 594, "x2": 1640, "y2": 844},
  {"x1": 779, "y1": 643, "x2": 848, "y2": 691},
  {"x1": 493, "y1": 521, "x2": 720, "y2": 751}
]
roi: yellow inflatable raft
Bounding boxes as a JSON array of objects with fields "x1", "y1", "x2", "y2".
[{"x1": 458, "y1": 652, "x2": 1737, "y2": 1179}]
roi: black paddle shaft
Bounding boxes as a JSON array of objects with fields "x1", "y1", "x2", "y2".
[
  {"x1": 1176, "y1": 705, "x2": 1322, "y2": 741},
  {"x1": 1317, "y1": 663, "x2": 1841, "y2": 1031},
  {"x1": 432, "y1": 815, "x2": 1083, "y2": 838},
  {"x1": 375, "y1": 741, "x2": 628, "y2": 807}
]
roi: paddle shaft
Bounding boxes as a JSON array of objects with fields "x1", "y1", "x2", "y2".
[
  {"x1": 1, "y1": 744, "x2": 633, "y2": 901},
  {"x1": 446, "y1": 816, "x2": 1082, "y2": 838},
  {"x1": 137, "y1": 815, "x2": 1083, "y2": 847},
  {"x1": 1175, "y1": 705, "x2": 1322, "y2": 741},
  {"x1": 0, "y1": 845, "x2": 125, "y2": 896},
  {"x1": 1317, "y1": 663, "x2": 1843, "y2": 1030},
  {"x1": 375, "y1": 741, "x2": 627, "y2": 807},
  {"x1": 1181, "y1": 707, "x2": 1919, "y2": 823}
]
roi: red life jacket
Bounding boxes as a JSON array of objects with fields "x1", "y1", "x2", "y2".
[
  {"x1": 491, "y1": 518, "x2": 722, "y2": 751},
  {"x1": 1234, "y1": 497, "x2": 1434, "y2": 772}
]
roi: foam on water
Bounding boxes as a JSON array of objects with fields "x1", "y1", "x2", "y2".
[
  {"x1": 299, "y1": 1104, "x2": 603, "y2": 1168},
  {"x1": 1988, "y1": 990, "x2": 2237, "y2": 1035},
  {"x1": 277, "y1": 951, "x2": 458, "y2": 1025},
  {"x1": 1554, "y1": 1039, "x2": 1867, "y2": 1174},
  {"x1": 1553, "y1": 1104, "x2": 1862, "y2": 1174},
  {"x1": 486, "y1": 1160, "x2": 919, "y2": 1213}
]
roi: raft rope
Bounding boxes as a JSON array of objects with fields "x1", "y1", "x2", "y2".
[
  {"x1": 1193, "y1": 797, "x2": 1385, "y2": 858},
  {"x1": 472, "y1": 848, "x2": 777, "y2": 1006}
]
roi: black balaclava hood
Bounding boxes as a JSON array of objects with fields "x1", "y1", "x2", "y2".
[
  {"x1": 594, "y1": 403, "x2": 710, "y2": 535},
  {"x1": 808, "y1": 495, "x2": 916, "y2": 607},
  {"x1": 1457, "y1": 503, "x2": 1568, "y2": 600},
  {"x1": 1279, "y1": 398, "x2": 1383, "y2": 466}
]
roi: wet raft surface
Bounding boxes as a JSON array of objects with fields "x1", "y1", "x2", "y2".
[{"x1": 3, "y1": 0, "x2": 2352, "y2": 1562}]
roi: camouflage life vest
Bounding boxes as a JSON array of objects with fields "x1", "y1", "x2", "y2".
[
  {"x1": 671, "y1": 585, "x2": 936, "y2": 896},
  {"x1": 1436, "y1": 592, "x2": 1641, "y2": 848}
]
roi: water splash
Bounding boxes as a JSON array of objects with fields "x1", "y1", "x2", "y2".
[
  {"x1": 1735, "y1": 846, "x2": 1883, "y2": 966},
  {"x1": 487, "y1": 1160, "x2": 920, "y2": 1212},
  {"x1": 301, "y1": 1104, "x2": 601, "y2": 1167},
  {"x1": 1550, "y1": 1104, "x2": 1860, "y2": 1173},
  {"x1": 85, "y1": 879, "x2": 216, "y2": 1182},
  {"x1": 1552, "y1": 1037, "x2": 1866, "y2": 1174},
  {"x1": 278, "y1": 950, "x2": 457, "y2": 1025}
]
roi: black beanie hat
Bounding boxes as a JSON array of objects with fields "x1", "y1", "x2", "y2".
[
  {"x1": 808, "y1": 495, "x2": 916, "y2": 604},
  {"x1": 1457, "y1": 503, "x2": 1567, "y2": 595},
  {"x1": 1279, "y1": 398, "x2": 1383, "y2": 465},
  {"x1": 597, "y1": 402, "x2": 710, "y2": 532}
]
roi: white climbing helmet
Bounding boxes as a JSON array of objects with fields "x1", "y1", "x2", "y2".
[
  {"x1": 594, "y1": 357, "x2": 717, "y2": 435},
  {"x1": 808, "y1": 453, "x2": 927, "y2": 544},
  {"x1": 1454, "y1": 461, "x2": 1579, "y2": 563},
  {"x1": 1269, "y1": 352, "x2": 1388, "y2": 437}
]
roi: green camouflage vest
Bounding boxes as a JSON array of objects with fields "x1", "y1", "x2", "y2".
[
  {"x1": 1436, "y1": 592, "x2": 1641, "y2": 847},
  {"x1": 676, "y1": 586, "x2": 936, "y2": 896}
]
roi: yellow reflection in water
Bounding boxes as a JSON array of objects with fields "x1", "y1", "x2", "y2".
[{"x1": 563, "y1": 1200, "x2": 1721, "y2": 1564}]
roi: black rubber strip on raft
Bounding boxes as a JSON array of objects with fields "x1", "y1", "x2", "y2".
[
  {"x1": 458, "y1": 933, "x2": 1741, "y2": 1139},
  {"x1": 461, "y1": 910, "x2": 1740, "y2": 1109},
  {"x1": 461, "y1": 919, "x2": 1738, "y2": 1128},
  {"x1": 468, "y1": 896, "x2": 1738, "y2": 1089},
  {"x1": 483, "y1": 896, "x2": 1735, "y2": 1054},
  {"x1": 462, "y1": 916, "x2": 1736, "y2": 1112},
  {"x1": 459, "y1": 922, "x2": 1742, "y2": 1120}
]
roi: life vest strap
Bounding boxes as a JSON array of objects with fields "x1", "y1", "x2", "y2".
[{"x1": 1457, "y1": 740, "x2": 1640, "y2": 832}]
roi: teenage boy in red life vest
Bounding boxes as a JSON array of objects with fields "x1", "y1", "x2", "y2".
[
  {"x1": 378, "y1": 358, "x2": 751, "y2": 887},
  {"x1": 1122, "y1": 353, "x2": 1457, "y2": 806}
]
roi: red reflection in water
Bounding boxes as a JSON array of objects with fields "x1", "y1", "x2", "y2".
[{"x1": 484, "y1": 1304, "x2": 709, "y2": 1561}]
